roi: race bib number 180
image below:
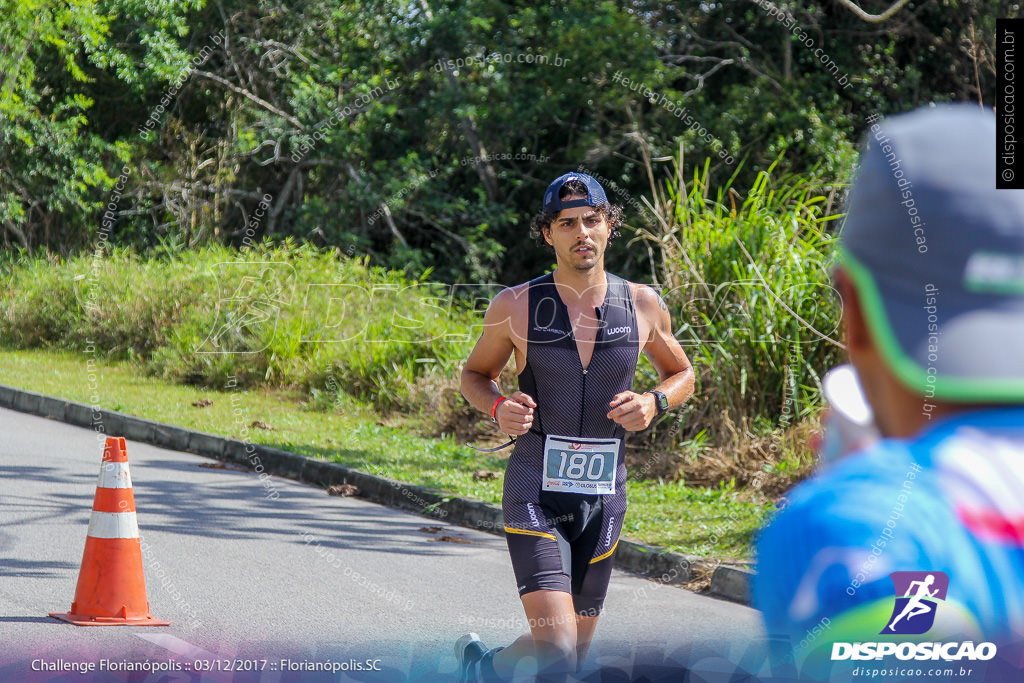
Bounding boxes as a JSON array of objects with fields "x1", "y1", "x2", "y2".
[{"x1": 541, "y1": 435, "x2": 619, "y2": 495}]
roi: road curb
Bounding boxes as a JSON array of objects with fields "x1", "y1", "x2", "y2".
[
  {"x1": 710, "y1": 565, "x2": 754, "y2": 604},
  {"x1": 0, "y1": 382, "x2": 752, "y2": 605}
]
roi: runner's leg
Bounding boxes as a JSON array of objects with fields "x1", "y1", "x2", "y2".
[
  {"x1": 574, "y1": 613, "x2": 600, "y2": 666},
  {"x1": 566, "y1": 490, "x2": 623, "y2": 669},
  {"x1": 492, "y1": 590, "x2": 578, "y2": 679}
]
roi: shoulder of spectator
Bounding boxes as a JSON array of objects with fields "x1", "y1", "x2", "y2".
[{"x1": 754, "y1": 440, "x2": 936, "y2": 633}]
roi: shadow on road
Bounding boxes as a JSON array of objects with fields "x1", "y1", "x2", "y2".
[
  {"x1": 0, "y1": 465, "x2": 94, "y2": 485},
  {"x1": 0, "y1": 559, "x2": 79, "y2": 579},
  {"x1": 132, "y1": 457, "x2": 481, "y2": 558}
]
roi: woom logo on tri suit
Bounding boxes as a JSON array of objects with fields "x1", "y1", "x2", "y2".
[
  {"x1": 831, "y1": 571, "x2": 997, "y2": 662},
  {"x1": 527, "y1": 503, "x2": 540, "y2": 528}
]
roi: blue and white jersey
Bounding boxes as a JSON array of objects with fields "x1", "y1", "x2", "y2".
[{"x1": 754, "y1": 408, "x2": 1024, "y2": 653}]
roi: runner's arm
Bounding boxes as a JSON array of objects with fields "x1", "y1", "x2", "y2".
[
  {"x1": 637, "y1": 285, "x2": 694, "y2": 407},
  {"x1": 460, "y1": 288, "x2": 535, "y2": 435},
  {"x1": 607, "y1": 285, "x2": 694, "y2": 430}
]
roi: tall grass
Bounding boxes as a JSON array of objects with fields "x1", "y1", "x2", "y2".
[
  {"x1": 0, "y1": 241, "x2": 477, "y2": 413},
  {"x1": 0, "y1": 159, "x2": 850, "y2": 490},
  {"x1": 634, "y1": 149, "x2": 848, "y2": 453}
]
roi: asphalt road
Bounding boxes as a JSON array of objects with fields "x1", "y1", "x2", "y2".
[{"x1": 0, "y1": 406, "x2": 768, "y2": 681}]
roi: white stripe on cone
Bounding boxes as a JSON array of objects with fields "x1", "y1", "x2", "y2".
[
  {"x1": 96, "y1": 461, "x2": 133, "y2": 489},
  {"x1": 87, "y1": 511, "x2": 140, "y2": 539}
]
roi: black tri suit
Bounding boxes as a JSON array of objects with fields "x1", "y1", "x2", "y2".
[{"x1": 502, "y1": 271, "x2": 640, "y2": 616}]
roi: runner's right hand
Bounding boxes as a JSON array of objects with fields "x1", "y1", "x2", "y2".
[{"x1": 496, "y1": 391, "x2": 536, "y2": 436}]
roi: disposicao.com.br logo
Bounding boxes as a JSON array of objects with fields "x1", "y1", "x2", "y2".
[
  {"x1": 883, "y1": 571, "x2": 949, "y2": 635},
  {"x1": 831, "y1": 571, "x2": 997, "y2": 662}
]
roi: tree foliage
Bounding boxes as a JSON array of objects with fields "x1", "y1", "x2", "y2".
[{"x1": 1, "y1": 0, "x2": 1017, "y2": 283}]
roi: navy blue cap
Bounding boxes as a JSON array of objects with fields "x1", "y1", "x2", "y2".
[{"x1": 542, "y1": 173, "x2": 609, "y2": 214}]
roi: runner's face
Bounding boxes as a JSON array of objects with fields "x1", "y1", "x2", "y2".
[{"x1": 543, "y1": 198, "x2": 609, "y2": 272}]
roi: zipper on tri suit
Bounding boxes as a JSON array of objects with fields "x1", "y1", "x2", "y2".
[
  {"x1": 579, "y1": 366, "x2": 587, "y2": 437},
  {"x1": 580, "y1": 302, "x2": 600, "y2": 437}
]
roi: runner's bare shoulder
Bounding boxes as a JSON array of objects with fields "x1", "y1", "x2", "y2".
[
  {"x1": 628, "y1": 281, "x2": 667, "y2": 311},
  {"x1": 486, "y1": 282, "x2": 530, "y2": 346},
  {"x1": 628, "y1": 282, "x2": 670, "y2": 343}
]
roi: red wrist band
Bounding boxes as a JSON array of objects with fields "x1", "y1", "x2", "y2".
[{"x1": 491, "y1": 395, "x2": 508, "y2": 421}]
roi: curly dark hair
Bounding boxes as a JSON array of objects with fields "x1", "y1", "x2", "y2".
[{"x1": 528, "y1": 179, "x2": 624, "y2": 248}]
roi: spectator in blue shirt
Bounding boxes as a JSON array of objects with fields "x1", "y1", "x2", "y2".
[{"x1": 753, "y1": 104, "x2": 1024, "y2": 678}]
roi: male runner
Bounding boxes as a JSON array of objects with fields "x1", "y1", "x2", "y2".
[{"x1": 457, "y1": 172, "x2": 694, "y2": 680}]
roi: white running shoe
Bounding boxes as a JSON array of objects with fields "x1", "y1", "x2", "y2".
[{"x1": 455, "y1": 632, "x2": 488, "y2": 682}]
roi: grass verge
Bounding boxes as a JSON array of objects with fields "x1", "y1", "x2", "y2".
[{"x1": 0, "y1": 348, "x2": 773, "y2": 560}]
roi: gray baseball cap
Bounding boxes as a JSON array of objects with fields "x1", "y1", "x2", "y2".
[{"x1": 839, "y1": 104, "x2": 1024, "y2": 402}]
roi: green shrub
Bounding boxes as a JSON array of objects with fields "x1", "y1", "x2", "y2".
[
  {"x1": 0, "y1": 241, "x2": 478, "y2": 413},
  {"x1": 638, "y1": 153, "x2": 847, "y2": 448},
  {"x1": 0, "y1": 158, "x2": 850, "y2": 492}
]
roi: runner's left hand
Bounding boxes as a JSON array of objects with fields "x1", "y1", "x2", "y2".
[{"x1": 607, "y1": 391, "x2": 657, "y2": 431}]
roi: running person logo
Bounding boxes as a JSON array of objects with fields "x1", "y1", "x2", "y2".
[
  {"x1": 832, "y1": 569, "x2": 997, "y2": 662},
  {"x1": 880, "y1": 571, "x2": 949, "y2": 635}
]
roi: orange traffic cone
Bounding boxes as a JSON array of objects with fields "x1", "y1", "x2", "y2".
[{"x1": 50, "y1": 436, "x2": 170, "y2": 626}]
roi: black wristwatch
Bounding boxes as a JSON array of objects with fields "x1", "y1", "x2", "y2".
[{"x1": 647, "y1": 390, "x2": 669, "y2": 416}]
